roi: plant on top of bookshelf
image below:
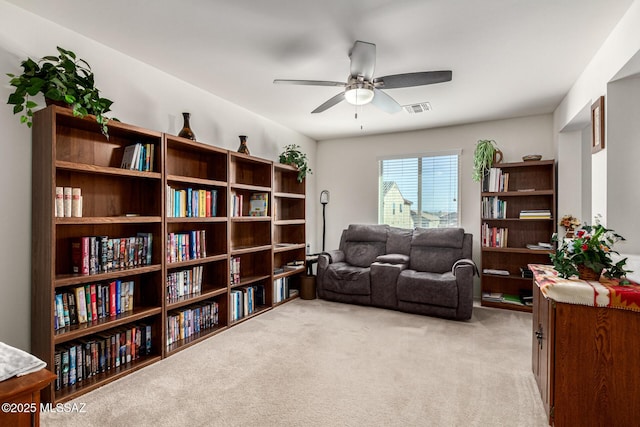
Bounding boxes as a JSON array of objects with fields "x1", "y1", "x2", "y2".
[
  {"x1": 550, "y1": 216, "x2": 630, "y2": 282},
  {"x1": 6, "y1": 46, "x2": 115, "y2": 138},
  {"x1": 472, "y1": 139, "x2": 501, "y2": 182},
  {"x1": 279, "y1": 144, "x2": 311, "y2": 183}
]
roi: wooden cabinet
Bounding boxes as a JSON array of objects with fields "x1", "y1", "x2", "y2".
[
  {"x1": 480, "y1": 160, "x2": 556, "y2": 312},
  {"x1": 272, "y1": 164, "x2": 306, "y2": 304},
  {"x1": 32, "y1": 106, "x2": 165, "y2": 403},
  {"x1": 533, "y1": 283, "x2": 640, "y2": 426},
  {"x1": 31, "y1": 106, "x2": 306, "y2": 403},
  {"x1": 164, "y1": 135, "x2": 229, "y2": 355}
]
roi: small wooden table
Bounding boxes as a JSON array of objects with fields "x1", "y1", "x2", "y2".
[{"x1": 0, "y1": 369, "x2": 57, "y2": 427}]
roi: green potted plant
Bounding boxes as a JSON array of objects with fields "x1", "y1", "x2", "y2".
[
  {"x1": 6, "y1": 46, "x2": 114, "y2": 139},
  {"x1": 550, "y1": 217, "x2": 630, "y2": 282},
  {"x1": 279, "y1": 144, "x2": 312, "y2": 182},
  {"x1": 472, "y1": 139, "x2": 501, "y2": 182}
]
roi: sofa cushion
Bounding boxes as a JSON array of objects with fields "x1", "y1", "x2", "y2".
[
  {"x1": 387, "y1": 227, "x2": 412, "y2": 255},
  {"x1": 324, "y1": 263, "x2": 371, "y2": 295},
  {"x1": 409, "y1": 228, "x2": 465, "y2": 273},
  {"x1": 345, "y1": 224, "x2": 389, "y2": 242},
  {"x1": 344, "y1": 242, "x2": 386, "y2": 268},
  {"x1": 397, "y1": 270, "x2": 458, "y2": 308}
]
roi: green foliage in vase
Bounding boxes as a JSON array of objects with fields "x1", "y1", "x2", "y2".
[
  {"x1": 279, "y1": 144, "x2": 312, "y2": 183},
  {"x1": 6, "y1": 46, "x2": 115, "y2": 139},
  {"x1": 472, "y1": 139, "x2": 498, "y2": 182}
]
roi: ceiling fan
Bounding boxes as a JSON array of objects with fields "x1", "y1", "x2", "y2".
[{"x1": 273, "y1": 40, "x2": 452, "y2": 114}]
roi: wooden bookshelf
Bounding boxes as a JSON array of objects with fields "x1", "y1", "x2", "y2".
[
  {"x1": 32, "y1": 106, "x2": 306, "y2": 404},
  {"x1": 273, "y1": 163, "x2": 306, "y2": 304},
  {"x1": 480, "y1": 160, "x2": 556, "y2": 312},
  {"x1": 32, "y1": 106, "x2": 165, "y2": 403},
  {"x1": 164, "y1": 134, "x2": 229, "y2": 355},
  {"x1": 228, "y1": 152, "x2": 273, "y2": 319}
]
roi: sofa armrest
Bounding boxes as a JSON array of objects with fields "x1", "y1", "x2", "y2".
[
  {"x1": 452, "y1": 258, "x2": 479, "y2": 277},
  {"x1": 375, "y1": 253, "x2": 410, "y2": 265},
  {"x1": 318, "y1": 250, "x2": 344, "y2": 268}
]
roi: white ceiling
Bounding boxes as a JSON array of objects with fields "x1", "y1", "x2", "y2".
[{"x1": 7, "y1": 0, "x2": 635, "y2": 141}]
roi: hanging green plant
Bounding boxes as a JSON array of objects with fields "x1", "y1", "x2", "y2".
[
  {"x1": 472, "y1": 139, "x2": 500, "y2": 182},
  {"x1": 279, "y1": 144, "x2": 312, "y2": 182},
  {"x1": 6, "y1": 46, "x2": 115, "y2": 139}
]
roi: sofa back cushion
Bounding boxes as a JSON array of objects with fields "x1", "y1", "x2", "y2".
[
  {"x1": 386, "y1": 227, "x2": 412, "y2": 255},
  {"x1": 409, "y1": 228, "x2": 465, "y2": 273},
  {"x1": 343, "y1": 224, "x2": 389, "y2": 268}
]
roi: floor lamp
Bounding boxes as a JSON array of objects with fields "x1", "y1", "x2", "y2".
[{"x1": 320, "y1": 190, "x2": 330, "y2": 252}]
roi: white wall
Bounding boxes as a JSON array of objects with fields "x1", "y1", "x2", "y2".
[
  {"x1": 0, "y1": 1, "x2": 317, "y2": 351},
  {"x1": 316, "y1": 114, "x2": 554, "y2": 297}
]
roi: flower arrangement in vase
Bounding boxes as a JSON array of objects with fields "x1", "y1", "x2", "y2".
[
  {"x1": 558, "y1": 214, "x2": 581, "y2": 238},
  {"x1": 550, "y1": 216, "x2": 631, "y2": 282}
]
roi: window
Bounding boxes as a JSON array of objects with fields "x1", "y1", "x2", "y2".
[{"x1": 378, "y1": 152, "x2": 459, "y2": 229}]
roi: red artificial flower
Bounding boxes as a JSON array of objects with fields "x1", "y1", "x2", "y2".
[{"x1": 576, "y1": 230, "x2": 585, "y2": 238}]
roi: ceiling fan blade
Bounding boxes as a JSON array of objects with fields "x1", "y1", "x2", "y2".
[
  {"x1": 371, "y1": 88, "x2": 402, "y2": 114},
  {"x1": 311, "y1": 92, "x2": 346, "y2": 113},
  {"x1": 349, "y1": 40, "x2": 376, "y2": 80},
  {"x1": 374, "y1": 71, "x2": 452, "y2": 89},
  {"x1": 273, "y1": 79, "x2": 347, "y2": 87}
]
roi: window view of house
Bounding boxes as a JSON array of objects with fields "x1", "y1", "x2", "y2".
[{"x1": 379, "y1": 154, "x2": 459, "y2": 229}]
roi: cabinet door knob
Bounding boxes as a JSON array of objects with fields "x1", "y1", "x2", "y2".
[{"x1": 535, "y1": 324, "x2": 544, "y2": 349}]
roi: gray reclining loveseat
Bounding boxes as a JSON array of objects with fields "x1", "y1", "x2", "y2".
[{"x1": 317, "y1": 224, "x2": 476, "y2": 320}]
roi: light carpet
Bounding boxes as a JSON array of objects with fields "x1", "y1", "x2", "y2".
[{"x1": 42, "y1": 299, "x2": 548, "y2": 427}]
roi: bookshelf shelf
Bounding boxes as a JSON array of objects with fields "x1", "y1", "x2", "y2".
[
  {"x1": 56, "y1": 216, "x2": 162, "y2": 225},
  {"x1": 54, "y1": 265, "x2": 162, "y2": 288},
  {"x1": 56, "y1": 160, "x2": 162, "y2": 179},
  {"x1": 32, "y1": 106, "x2": 306, "y2": 404},
  {"x1": 53, "y1": 307, "x2": 163, "y2": 344},
  {"x1": 165, "y1": 325, "x2": 227, "y2": 355},
  {"x1": 54, "y1": 354, "x2": 161, "y2": 404},
  {"x1": 480, "y1": 160, "x2": 556, "y2": 312}
]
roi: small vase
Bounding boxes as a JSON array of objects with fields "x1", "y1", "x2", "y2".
[
  {"x1": 178, "y1": 112, "x2": 196, "y2": 140},
  {"x1": 237, "y1": 135, "x2": 250, "y2": 155},
  {"x1": 577, "y1": 264, "x2": 602, "y2": 281}
]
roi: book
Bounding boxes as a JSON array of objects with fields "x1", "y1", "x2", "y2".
[
  {"x1": 502, "y1": 294, "x2": 524, "y2": 305},
  {"x1": 63, "y1": 187, "x2": 72, "y2": 217},
  {"x1": 482, "y1": 268, "x2": 510, "y2": 276},
  {"x1": 120, "y1": 144, "x2": 138, "y2": 169},
  {"x1": 249, "y1": 192, "x2": 269, "y2": 216},
  {"x1": 75, "y1": 286, "x2": 87, "y2": 323},
  {"x1": 71, "y1": 187, "x2": 82, "y2": 217},
  {"x1": 55, "y1": 187, "x2": 64, "y2": 217}
]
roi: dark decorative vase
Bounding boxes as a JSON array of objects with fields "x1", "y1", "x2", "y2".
[
  {"x1": 237, "y1": 135, "x2": 250, "y2": 155},
  {"x1": 577, "y1": 264, "x2": 602, "y2": 281},
  {"x1": 178, "y1": 112, "x2": 196, "y2": 140}
]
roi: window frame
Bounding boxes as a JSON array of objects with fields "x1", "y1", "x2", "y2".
[{"x1": 377, "y1": 149, "x2": 461, "y2": 229}]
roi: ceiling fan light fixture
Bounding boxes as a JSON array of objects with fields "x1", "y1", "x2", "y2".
[{"x1": 344, "y1": 87, "x2": 374, "y2": 105}]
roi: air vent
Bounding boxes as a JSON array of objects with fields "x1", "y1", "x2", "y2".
[{"x1": 403, "y1": 102, "x2": 432, "y2": 114}]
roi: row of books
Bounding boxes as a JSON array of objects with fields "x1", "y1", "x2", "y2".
[
  {"x1": 481, "y1": 224, "x2": 508, "y2": 248},
  {"x1": 230, "y1": 192, "x2": 269, "y2": 217},
  {"x1": 166, "y1": 301, "x2": 219, "y2": 346},
  {"x1": 166, "y1": 230, "x2": 207, "y2": 263},
  {"x1": 167, "y1": 266, "x2": 203, "y2": 303},
  {"x1": 120, "y1": 142, "x2": 155, "y2": 171},
  {"x1": 55, "y1": 187, "x2": 82, "y2": 218},
  {"x1": 54, "y1": 324, "x2": 153, "y2": 391},
  {"x1": 273, "y1": 276, "x2": 295, "y2": 304},
  {"x1": 72, "y1": 233, "x2": 153, "y2": 276},
  {"x1": 230, "y1": 285, "x2": 266, "y2": 321},
  {"x1": 519, "y1": 209, "x2": 551, "y2": 219},
  {"x1": 483, "y1": 167, "x2": 510, "y2": 192},
  {"x1": 230, "y1": 256, "x2": 241, "y2": 285},
  {"x1": 55, "y1": 281, "x2": 135, "y2": 330},
  {"x1": 481, "y1": 196, "x2": 507, "y2": 219},
  {"x1": 166, "y1": 186, "x2": 218, "y2": 218}
]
